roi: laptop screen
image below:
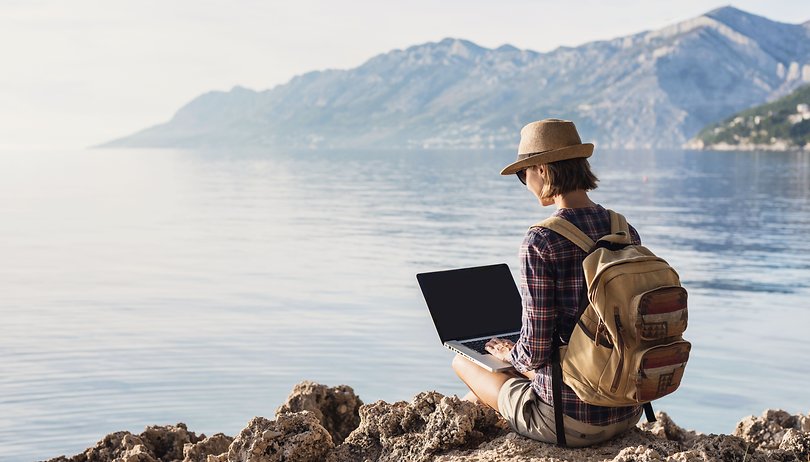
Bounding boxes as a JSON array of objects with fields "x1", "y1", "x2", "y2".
[{"x1": 417, "y1": 263, "x2": 523, "y2": 343}]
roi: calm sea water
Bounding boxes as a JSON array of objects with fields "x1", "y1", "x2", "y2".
[{"x1": 0, "y1": 147, "x2": 808, "y2": 461}]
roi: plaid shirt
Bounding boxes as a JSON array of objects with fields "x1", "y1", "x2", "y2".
[{"x1": 509, "y1": 204, "x2": 642, "y2": 425}]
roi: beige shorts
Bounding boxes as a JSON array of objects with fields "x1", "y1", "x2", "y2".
[{"x1": 497, "y1": 377, "x2": 642, "y2": 447}]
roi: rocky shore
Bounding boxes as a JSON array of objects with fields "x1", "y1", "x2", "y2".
[{"x1": 46, "y1": 381, "x2": 810, "y2": 462}]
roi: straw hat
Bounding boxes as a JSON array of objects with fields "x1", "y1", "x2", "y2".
[{"x1": 500, "y1": 119, "x2": 593, "y2": 175}]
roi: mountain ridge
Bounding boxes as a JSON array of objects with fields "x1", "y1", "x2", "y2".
[{"x1": 102, "y1": 6, "x2": 810, "y2": 150}]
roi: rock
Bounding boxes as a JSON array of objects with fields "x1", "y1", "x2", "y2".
[
  {"x1": 332, "y1": 391, "x2": 507, "y2": 462},
  {"x1": 800, "y1": 414, "x2": 810, "y2": 433},
  {"x1": 46, "y1": 431, "x2": 147, "y2": 462},
  {"x1": 117, "y1": 443, "x2": 159, "y2": 462},
  {"x1": 275, "y1": 381, "x2": 362, "y2": 445},
  {"x1": 42, "y1": 381, "x2": 810, "y2": 462},
  {"x1": 680, "y1": 434, "x2": 774, "y2": 462},
  {"x1": 227, "y1": 413, "x2": 333, "y2": 462},
  {"x1": 435, "y1": 427, "x2": 681, "y2": 461},
  {"x1": 139, "y1": 423, "x2": 200, "y2": 461},
  {"x1": 45, "y1": 423, "x2": 205, "y2": 462},
  {"x1": 610, "y1": 445, "x2": 664, "y2": 461},
  {"x1": 734, "y1": 409, "x2": 804, "y2": 449},
  {"x1": 638, "y1": 412, "x2": 697, "y2": 444},
  {"x1": 435, "y1": 433, "x2": 557, "y2": 462},
  {"x1": 769, "y1": 410, "x2": 799, "y2": 428},
  {"x1": 182, "y1": 433, "x2": 233, "y2": 462},
  {"x1": 779, "y1": 429, "x2": 810, "y2": 460}
]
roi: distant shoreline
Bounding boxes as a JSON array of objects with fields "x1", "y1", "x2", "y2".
[{"x1": 685, "y1": 139, "x2": 810, "y2": 152}]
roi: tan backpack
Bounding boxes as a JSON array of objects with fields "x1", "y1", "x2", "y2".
[{"x1": 533, "y1": 210, "x2": 691, "y2": 444}]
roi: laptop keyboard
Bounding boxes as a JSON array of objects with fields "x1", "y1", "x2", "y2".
[{"x1": 461, "y1": 333, "x2": 520, "y2": 355}]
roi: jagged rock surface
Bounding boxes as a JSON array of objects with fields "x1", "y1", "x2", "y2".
[
  {"x1": 734, "y1": 409, "x2": 809, "y2": 450},
  {"x1": 227, "y1": 413, "x2": 333, "y2": 462},
  {"x1": 182, "y1": 433, "x2": 233, "y2": 462},
  {"x1": 275, "y1": 380, "x2": 362, "y2": 445},
  {"x1": 330, "y1": 391, "x2": 506, "y2": 462},
  {"x1": 47, "y1": 382, "x2": 810, "y2": 462},
  {"x1": 638, "y1": 411, "x2": 698, "y2": 444},
  {"x1": 779, "y1": 428, "x2": 810, "y2": 460},
  {"x1": 436, "y1": 426, "x2": 685, "y2": 462},
  {"x1": 49, "y1": 423, "x2": 206, "y2": 462},
  {"x1": 139, "y1": 424, "x2": 199, "y2": 461}
]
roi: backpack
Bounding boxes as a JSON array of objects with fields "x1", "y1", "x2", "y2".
[{"x1": 532, "y1": 210, "x2": 691, "y2": 445}]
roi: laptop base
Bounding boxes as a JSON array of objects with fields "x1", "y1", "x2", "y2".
[{"x1": 445, "y1": 341, "x2": 516, "y2": 372}]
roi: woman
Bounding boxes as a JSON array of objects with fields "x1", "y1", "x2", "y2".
[{"x1": 451, "y1": 119, "x2": 642, "y2": 447}]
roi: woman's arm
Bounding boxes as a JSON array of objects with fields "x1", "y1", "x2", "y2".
[{"x1": 509, "y1": 229, "x2": 556, "y2": 373}]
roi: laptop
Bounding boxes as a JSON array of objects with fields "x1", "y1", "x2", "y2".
[{"x1": 416, "y1": 263, "x2": 523, "y2": 372}]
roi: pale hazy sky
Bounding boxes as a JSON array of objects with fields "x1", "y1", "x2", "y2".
[{"x1": 2, "y1": 1, "x2": 810, "y2": 150}]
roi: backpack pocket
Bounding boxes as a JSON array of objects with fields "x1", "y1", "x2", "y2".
[
  {"x1": 631, "y1": 340, "x2": 691, "y2": 402},
  {"x1": 631, "y1": 286, "x2": 688, "y2": 340}
]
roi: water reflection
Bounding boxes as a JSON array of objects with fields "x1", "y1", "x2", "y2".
[{"x1": 0, "y1": 147, "x2": 807, "y2": 461}]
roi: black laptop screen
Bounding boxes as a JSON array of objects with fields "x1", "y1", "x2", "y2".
[{"x1": 417, "y1": 263, "x2": 523, "y2": 343}]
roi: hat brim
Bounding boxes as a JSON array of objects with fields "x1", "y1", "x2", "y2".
[{"x1": 500, "y1": 143, "x2": 594, "y2": 175}]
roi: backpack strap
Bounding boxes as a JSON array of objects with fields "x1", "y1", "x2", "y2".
[
  {"x1": 608, "y1": 210, "x2": 630, "y2": 236},
  {"x1": 531, "y1": 215, "x2": 594, "y2": 447},
  {"x1": 643, "y1": 402, "x2": 656, "y2": 422},
  {"x1": 531, "y1": 217, "x2": 594, "y2": 252},
  {"x1": 551, "y1": 345, "x2": 567, "y2": 447}
]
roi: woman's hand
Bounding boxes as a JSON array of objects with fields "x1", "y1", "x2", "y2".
[{"x1": 485, "y1": 337, "x2": 515, "y2": 362}]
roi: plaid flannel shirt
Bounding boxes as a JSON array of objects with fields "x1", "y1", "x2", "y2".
[{"x1": 509, "y1": 204, "x2": 642, "y2": 425}]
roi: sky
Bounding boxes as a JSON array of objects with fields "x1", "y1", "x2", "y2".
[{"x1": 2, "y1": 0, "x2": 810, "y2": 150}]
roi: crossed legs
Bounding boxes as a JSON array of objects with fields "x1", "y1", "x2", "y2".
[{"x1": 451, "y1": 354, "x2": 535, "y2": 411}]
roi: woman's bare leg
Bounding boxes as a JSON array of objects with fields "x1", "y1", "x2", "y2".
[
  {"x1": 451, "y1": 354, "x2": 516, "y2": 411},
  {"x1": 461, "y1": 391, "x2": 480, "y2": 403}
]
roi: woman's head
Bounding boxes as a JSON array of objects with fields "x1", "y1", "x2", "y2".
[
  {"x1": 522, "y1": 157, "x2": 599, "y2": 202},
  {"x1": 539, "y1": 157, "x2": 599, "y2": 199}
]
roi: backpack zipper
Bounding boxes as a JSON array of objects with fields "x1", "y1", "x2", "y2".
[
  {"x1": 577, "y1": 319, "x2": 613, "y2": 348},
  {"x1": 611, "y1": 310, "x2": 625, "y2": 393}
]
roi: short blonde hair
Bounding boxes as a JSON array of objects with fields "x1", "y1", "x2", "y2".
[{"x1": 538, "y1": 158, "x2": 599, "y2": 200}]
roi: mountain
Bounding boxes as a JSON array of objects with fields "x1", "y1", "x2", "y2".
[
  {"x1": 102, "y1": 6, "x2": 810, "y2": 150},
  {"x1": 688, "y1": 83, "x2": 810, "y2": 150}
]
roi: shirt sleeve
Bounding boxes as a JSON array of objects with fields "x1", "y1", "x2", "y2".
[
  {"x1": 629, "y1": 224, "x2": 641, "y2": 245},
  {"x1": 510, "y1": 229, "x2": 556, "y2": 373}
]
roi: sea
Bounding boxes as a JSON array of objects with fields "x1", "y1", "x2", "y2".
[{"x1": 0, "y1": 147, "x2": 808, "y2": 461}]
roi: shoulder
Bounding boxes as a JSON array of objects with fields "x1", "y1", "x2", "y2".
[
  {"x1": 522, "y1": 226, "x2": 551, "y2": 247},
  {"x1": 522, "y1": 225, "x2": 570, "y2": 258},
  {"x1": 524, "y1": 226, "x2": 552, "y2": 242}
]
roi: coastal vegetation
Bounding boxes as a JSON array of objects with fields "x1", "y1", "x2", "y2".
[{"x1": 690, "y1": 84, "x2": 810, "y2": 151}]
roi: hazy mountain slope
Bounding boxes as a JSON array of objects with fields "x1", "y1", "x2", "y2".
[{"x1": 103, "y1": 6, "x2": 810, "y2": 150}]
